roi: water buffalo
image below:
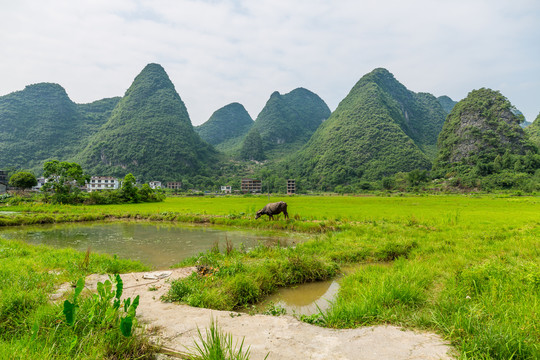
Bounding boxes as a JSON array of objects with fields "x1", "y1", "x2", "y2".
[{"x1": 255, "y1": 201, "x2": 289, "y2": 220}]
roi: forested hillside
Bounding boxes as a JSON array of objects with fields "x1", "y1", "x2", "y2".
[
  {"x1": 525, "y1": 112, "x2": 540, "y2": 148},
  {"x1": 434, "y1": 88, "x2": 534, "y2": 170},
  {"x1": 248, "y1": 88, "x2": 331, "y2": 157},
  {"x1": 195, "y1": 102, "x2": 253, "y2": 147},
  {"x1": 288, "y1": 68, "x2": 446, "y2": 189},
  {"x1": 437, "y1": 95, "x2": 457, "y2": 114},
  {"x1": 76, "y1": 63, "x2": 219, "y2": 182},
  {"x1": 0, "y1": 83, "x2": 112, "y2": 171},
  {"x1": 431, "y1": 89, "x2": 539, "y2": 190}
]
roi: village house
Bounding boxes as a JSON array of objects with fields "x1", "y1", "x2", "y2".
[
  {"x1": 87, "y1": 176, "x2": 120, "y2": 192},
  {"x1": 220, "y1": 185, "x2": 232, "y2": 193},
  {"x1": 149, "y1": 181, "x2": 162, "y2": 189},
  {"x1": 31, "y1": 177, "x2": 47, "y2": 192}
]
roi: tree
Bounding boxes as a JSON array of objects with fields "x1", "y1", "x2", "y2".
[
  {"x1": 240, "y1": 129, "x2": 265, "y2": 161},
  {"x1": 407, "y1": 170, "x2": 429, "y2": 187},
  {"x1": 9, "y1": 171, "x2": 37, "y2": 191},
  {"x1": 42, "y1": 160, "x2": 88, "y2": 204},
  {"x1": 120, "y1": 173, "x2": 140, "y2": 203}
]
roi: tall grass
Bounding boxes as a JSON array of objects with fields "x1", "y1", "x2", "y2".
[{"x1": 185, "y1": 318, "x2": 259, "y2": 360}]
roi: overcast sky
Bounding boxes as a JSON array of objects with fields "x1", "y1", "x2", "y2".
[{"x1": 1, "y1": 0, "x2": 539, "y2": 125}]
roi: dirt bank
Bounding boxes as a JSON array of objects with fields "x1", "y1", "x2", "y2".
[{"x1": 64, "y1": 270, "x2": 454, "y2": 360}]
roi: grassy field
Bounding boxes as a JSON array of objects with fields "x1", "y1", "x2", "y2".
[
  {"x1": 0, "y1": 238, "x2": 154, "y2": 359},
  {"x1": 1, "y1": 194, "x2": 539, "y2": 359}
]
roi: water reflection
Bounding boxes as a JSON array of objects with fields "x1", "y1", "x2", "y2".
[{"x1": 0, "y1": 222, "x2": 291, "y2": 268}]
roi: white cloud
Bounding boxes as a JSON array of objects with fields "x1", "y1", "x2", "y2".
[{"x1": 0, "y1": 0, "x2": 539, "y2": 124}]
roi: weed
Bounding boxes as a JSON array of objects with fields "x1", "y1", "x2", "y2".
[
  {"x1": 263, "y1": 302, "x2": 286, "y2": 316},
  {"x1": 186, "y1": 317, "x2": 261, "y2": 360}
]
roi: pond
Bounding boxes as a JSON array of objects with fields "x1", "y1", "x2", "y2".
[
  {"x1": 0, "y1": 221, "x2": 294, "y2": 268},
  {"x1": 0, "y1": 221, "x2": 357, "y2": 316}
]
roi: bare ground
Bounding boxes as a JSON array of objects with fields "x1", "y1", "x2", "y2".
[{"x1": 56, "y1": 269, "x2": 454, "y2": 360}]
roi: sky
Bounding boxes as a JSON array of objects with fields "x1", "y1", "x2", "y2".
[{"x1": 1, "y1": 0, "x2": 539, "y2": 126}]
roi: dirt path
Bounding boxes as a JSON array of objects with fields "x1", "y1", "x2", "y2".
[{"x1": 73, "y1": 270, "x2": 454, "y2": 360}]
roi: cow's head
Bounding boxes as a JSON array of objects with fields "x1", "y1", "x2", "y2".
[{"x1": 255, "y1": 210, "x2": 263, "y2": 219}]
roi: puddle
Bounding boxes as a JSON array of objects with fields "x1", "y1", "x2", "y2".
[
  {"x1": 254, "y1": 278, "x2": 340, "y2": 316},
  {"x1": 253, "y1": 263, "x2": 391, "y2": 316}
]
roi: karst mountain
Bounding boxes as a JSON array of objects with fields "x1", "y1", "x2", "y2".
[
  {"x1": 76, "y1": 63, "x2": 218, "y2": 181},
  {"x1": 289, "y1": 68, "x2": 448, "y2": 188}
]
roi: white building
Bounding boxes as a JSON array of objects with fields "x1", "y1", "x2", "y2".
[
  {"x1": 87, "y1": 176, "x2": 120, "y2": 192},
  {"x1": 149, "y1": 181, "x2": 162, "y2": 189},
  {"x1": 220, "y1": 185, "x2": 232, "y2": 193},
  {"x1": 31, "y1": 177, "x2": 47, "y2": 191}
]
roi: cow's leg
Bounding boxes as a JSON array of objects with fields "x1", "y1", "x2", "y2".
[
  {"x1": 268, "y1": 214, "x2": 273, "y2": 220},
  {"x1": 283, "y1": 210, "x2": 289, "y2": 219}
]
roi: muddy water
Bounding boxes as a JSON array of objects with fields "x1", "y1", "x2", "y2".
[
  {"x1": 254, "y1": 264, "x2": 390, "y2": 316},
  {"x1": 0, "y1": 222, "x2": 293, "y2": 268},
  {"x1": 254, "y1": 279, "x2": 340, "y2": 315}
]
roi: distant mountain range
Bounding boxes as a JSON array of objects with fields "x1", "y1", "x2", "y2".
[
  {"x1": 197, "y1": 88, "x2": 331, "y2": 160},
  {"x1": 0, "y1": 63, "x2": 537, "y2": 187}
]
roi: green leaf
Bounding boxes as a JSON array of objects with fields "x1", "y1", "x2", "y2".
[
  {"x1": 115, "y1": 274, "x2": 123, "y2": 300},
  {"x1": 74, "y1": 277, "x2": 85, "y2": 300},
  {"x1": 120, "y1": 316, "x2": 133, "y2": 337},
  {"x1": 63, "y1": 299, "x2": 76, "y2": 326}
]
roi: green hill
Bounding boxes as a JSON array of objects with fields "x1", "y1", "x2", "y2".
[
  {"x1": 0, "y1": 83, "x2": 112, "y2": 171},
  {"x1": 525, "y1": 112, "x2": 540, "y2": 148},
  {"x1": 77, "y1": 63, "x2": 218, "y2": 181},
  {"x1": 437, "y1": 95, "x2": 457, "y2": 114},
  {"x1": 195, "y1": 102, "x2": 253, "y2": 146},
  {"x1": 77, "y1": 97, "x2": 121, "y2": 128},
  {"x1": 433, "y1": 88, "x2": 535, "y2": 172},
  {"x1": 249, "y1": 88, "x2": 331, "y2": 157},
  {"x1": 289, "y1": 68, "x2": 445, "y2": 188}
]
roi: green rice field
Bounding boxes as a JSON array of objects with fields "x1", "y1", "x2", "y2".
[{"x1": 1, "y1": 194, "x2": 539, "y2": 359}]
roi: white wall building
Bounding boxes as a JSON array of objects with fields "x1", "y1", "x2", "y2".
[
  {"x1": 220, "y1": 185, "x2": 232, "y2": 193},
  {"x1": 149, "y1": 181, "x2": 162, "y2": 189},
  {"x1": 87, "y1": 176, "x2": 120, "y2": 192},
  {"x1": 31, "y1": 177, "x2": 47, "y2": 191}
]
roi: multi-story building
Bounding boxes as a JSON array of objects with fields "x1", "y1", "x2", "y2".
[
  {"x1": 87, "y1": 176, "x2": 120, "y2": 192},
  {"x1": 166, "y1": 182, "x2": 182, "y2": 190},
  {"x1": 220, "y1": 185, "x2": 232, "y2": 193},
  {"x1": 287, "y1": 179, "x2": 296, "y2": 195},
  {"x1": 241, "y1": 178, "x2": 262, "y2": 193}
]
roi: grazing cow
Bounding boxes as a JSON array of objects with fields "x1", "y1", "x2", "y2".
[{"x1": 255, "y1": 201, "x2": 289, "y2": 220}]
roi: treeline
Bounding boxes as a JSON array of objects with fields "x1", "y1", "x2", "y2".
[{"x1": 5, "y1": 160, "x2": 165, "y2": 205}]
